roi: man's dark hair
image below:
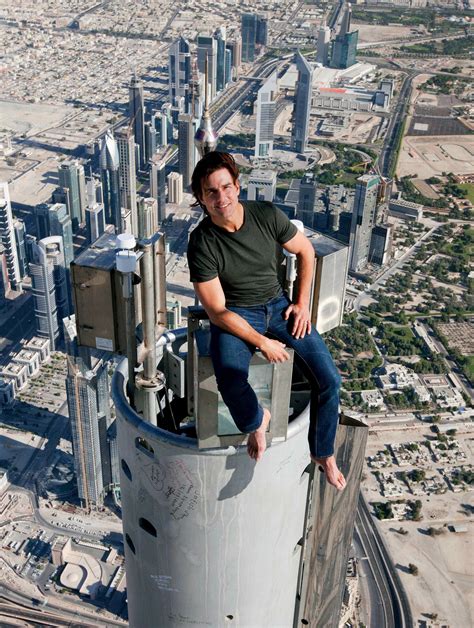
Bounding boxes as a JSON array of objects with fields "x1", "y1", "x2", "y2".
[{"x1": 191, "y1": 151, "x2": 240, "y2": 209}]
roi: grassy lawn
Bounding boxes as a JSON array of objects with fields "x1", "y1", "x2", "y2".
[
  {"x1": 459, "y1": 184, "x2": 474, "y2": 204},
  {"x1": 389, "y1": 325, "x2": 414, "y2": 339}
]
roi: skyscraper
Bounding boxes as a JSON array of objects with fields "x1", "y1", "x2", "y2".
[
  {"x1": 169, "y1": 37, "x2": 191, "y2": 112},
  {"x1": 137, "y1": 197, "x2": 158, "y2": 239},
  {"x1": 330, "y1": 4, "x2": 358, "y2": 69},
  {"x1": 255, "y1": 71, "x2": 278, "y2": 158},
  {"x1": 152, "y1": 112, "x2": 169, "y2": 147},
  {"x1": 178, "y1": 113, "x2": 196, "y2": 189},
  {"x1": 150, "y1": 156, "x2": 167, "y2": 225},
  {"x1": 46, "y1": 203, "x2": 74, "y2": 271},
  {"x1": 116, "y1": 126, "x2": 138, "y2": 235},
  {"x1": 35, "y1": 202, "x2": 74, "y2": 278},
  {"x1": 144, "y1": 121, "x2": 157, "y2": 163},
  {"x1": 129, "y1": 74, "x2": 146, "y2": 171},
  {"x1": 291, "y1": 51, "x2": 314, "y2": 154},
  {"x1": 85, "y1": 204, "x2": 105, "y2": 244},
  {"x1": 316, "y1": 22, "x2": 331, "y2": 66},
  {"x1": 340, "y1": 2, "x2": 352, "y2": 36},
  {"x1": 226, "y1": 37, "x2": 242, "y2": 79},
  {"x1": 256, "y1": 16, "x2": 268, "y2": 46},
  {"x1": 58, "y1": 161, "x2": 85, "y2": 232},
  {"x1": 225, "y1": 48, "x2": 232, "y2": 86},
  {"x1": 214, "y1": 27, "x2": 227, "y2": 93},
  {"x1": 13, "y1": 219, "x2": 27, "y2": 280},
  {"x1": 29, "y1": 237, "x2": 68, "y2": 350},
  {"x1": 167, "y1": 172, "x2": 183, "y2": 205},
  {"x1": 77, "y1": 163, "x2": 87, "y2": 220},
  {"x1": 65, "y1": 317, "x2": 109, "y2": 510},
  {"x1": 100, "y1": 131, "x2": 121, "y2": 232},
  {"x1": 330, "y1": 31, "x2": 358, "y2": 69},
  {"x1": 298, "y1": 172, "x2": 318, "y2": 228},
  {"x1": 189, "y1": 57, "x2": 204, "y2": 120},
  {"x1": 247, "y1": 169, "x2": 276, "y2": 202},
  {"x1": 369, "y1": 222, "x2": 392, "y2": 266},
  {"x1": 349, "y1": 173, "x2": 380, "y2": 272},
  {"x1": 86, "y1": 176, "x2": 103, "y2": 207},
  {"x1": 241, "y1": 13, "x2": 257, "y2": 62},
  {"x1": 0, "y1": 182, "x2": 22, "y2": 292},
  {"x1": 197, "y1": 34, "x2": 217, "y2": 101}
]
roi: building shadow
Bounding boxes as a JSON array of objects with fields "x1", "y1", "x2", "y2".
[
  {"x1": 395, "y1": 563, "x2": 412, "y2": 574},
  {"x1": 41, "y1": 171, "x2": 59, "y2": 185}
]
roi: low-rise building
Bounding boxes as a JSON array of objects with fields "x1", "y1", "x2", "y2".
[
  {"x1": 13, "y1": 349, "x2": 41, "y2": 377},
  {"x1": 361, "y1": 389, "x2": 385, "y2": 408},
  {"x1": 24, "y1": 336, "x2": 51, "y2": 363},
  {"x1": 388, "y1": 198, "x2": 423, "y2": 221},
  {"x1": 0, "y1": 362, "x2": 29, "y2": 391}
]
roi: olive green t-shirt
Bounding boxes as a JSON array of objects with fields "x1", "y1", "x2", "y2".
[{"x1": 187, "y1": 201, "x2": 297, "y2": 306}]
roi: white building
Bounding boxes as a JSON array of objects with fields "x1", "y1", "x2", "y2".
[
  {"x1": 255, "y1": 71, "x2": 278, "y2": 158},
  {"x1": 167, "y1": 172, "x2": 184, "y2": 205},
  {"x1": 24, "y1": 336, "x2": 51, "y2": 363},
  {"x1": 0, "y1": 362, "x2": 29, "y2": 391},
  {"x1": 247, "y1": 170, "x2": 277, "y2": 202},
  {"x1": 0, "y1": 182, "x2": 22, "y2": 293},
  {"x1": 13, "y1": 349, "x2": 41, "y2": 377}
]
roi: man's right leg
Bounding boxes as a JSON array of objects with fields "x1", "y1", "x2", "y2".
[{"x1": 209, "y1": 321, "x2": 270, "y2": 460}]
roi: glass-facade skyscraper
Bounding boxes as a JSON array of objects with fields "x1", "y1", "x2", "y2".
[
  {"x1": 129, "y1": 74, "x2": 146, "y2": 171},
  {"x1": 291, "y1": 51, "x2": 314, "y2": 154},
  {"x1": 215, "y1": 27, "x2": 227, "y2": 93},
  {"x1": 349, "y1": 174, "x2": 380, "y2": 272},
  {"x1": 178, "y1": 113, "x2": 196, "y2": 189},
  {"x1": 241, "y1": 13, "x2": 257, "y2": 62},
  {"x1": 150, "y1": 156, "x2": 167, "y2": 225},
  {"x1": 58, "y1": 161, "x2": 85, "y2": 232},
  {"x1": 330, "y1": 31, "x2": 358, "y2": 69},
  {"x1": 100, "y1": 130, "x2": 121, "y2": 232}
]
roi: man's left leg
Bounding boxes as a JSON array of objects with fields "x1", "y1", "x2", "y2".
[{"x1": 267, "y1": 296, "x2": 346, "y2": 490}]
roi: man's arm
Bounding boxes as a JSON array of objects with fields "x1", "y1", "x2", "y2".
[
  {"x1": 281, "y1": 231, "x2": 315, "y2": 339},
  {"x1": 194, "y1": 278, "x2": 289, "y2": 363}
]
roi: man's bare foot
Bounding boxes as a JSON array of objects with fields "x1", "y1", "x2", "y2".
[
  {"x1": 311, "y1": 455, "x2": 346, "y2": 491},
  {"x1": 247, "y1": 409, "x2": 271, "y2": 462}
]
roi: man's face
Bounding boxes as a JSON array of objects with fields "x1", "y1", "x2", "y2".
[{"x1": 200, "y1": 168, "x2": 240, "y2": 224}]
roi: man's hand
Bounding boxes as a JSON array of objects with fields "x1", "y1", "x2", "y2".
[
  {"x1": 284, "y1": 303, "x2": 312, "y2": 339},
  {"x1": 259, "y1": 337, "x2": 289, "y2": 363}
]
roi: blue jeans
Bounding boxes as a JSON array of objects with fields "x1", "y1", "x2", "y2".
[{"x1": 209, "y1": 294, "x2": 341, "y2": 458}]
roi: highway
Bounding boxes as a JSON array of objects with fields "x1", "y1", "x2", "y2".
[
  {"x1": 0, "y1": 592, "x2": 125, "y2": 627},
  {"x1": 356, "y1": 495, "x2": 413, "y2": 628},
  {"x1": 378, "y1": 70, "x2": 416, "y2": 177}
]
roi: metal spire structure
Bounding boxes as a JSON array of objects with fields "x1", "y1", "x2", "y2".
[{"x1": 194, "y1": 55, "x2": 218, "y2": 157}]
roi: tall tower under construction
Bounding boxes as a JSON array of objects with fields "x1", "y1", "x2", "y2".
[{"x1": 70, "y1": 105, "x2": 368, "y2": 627}]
